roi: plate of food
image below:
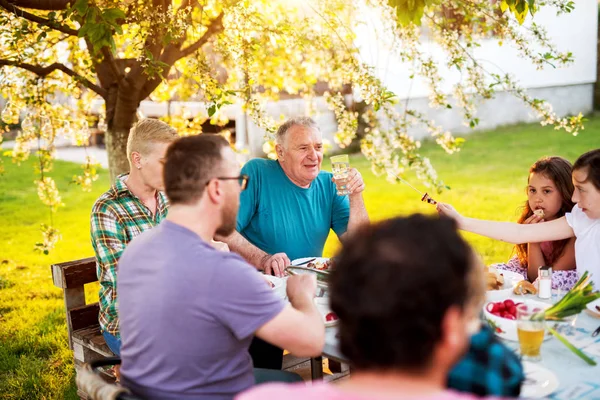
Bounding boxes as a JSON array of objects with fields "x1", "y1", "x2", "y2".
[
  {"x1": 585, "y1": 298, "x2": 600, "y2": 319},
  {"x1": 291, "y1": 257, "x2": 334, "y2": 271},
  {"x1": 287, "y1": 257, "x2": 331, "y2": 294},
  {"x1": 314, "y1": 297, "x2": 339, "y2": 327},
  {"x1": 485, "y1": 265, "x2": 526, "y2": 301}
]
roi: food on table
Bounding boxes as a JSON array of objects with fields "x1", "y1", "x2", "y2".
[
  {"x1": 533, "y1": 209, "x2": 545, "y2": 219},
  {"x1": 486, "y1": 266, "x2": 505, "y2": 290},
  {"x1": 325, "y1": 312, "x2": 338, "y2": 322},
  {"x1": 514, "y1": 280, "x2": 537, "y2": 295},
  {"x1": 421, "y1": 192, "x2": 437, "y2": 205},
  {"x1": 485, "y1": 299, "x2": 521, "y2": 320},
  {"x1": 307, "y1": 258, "x2": 333, "y2": 271}
]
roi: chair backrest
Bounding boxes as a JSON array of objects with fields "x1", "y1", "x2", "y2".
[{"x1": 51, "y1": 257, "x2": 99, "y2": 348}]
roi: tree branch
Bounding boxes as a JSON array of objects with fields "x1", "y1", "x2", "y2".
[
  {"x1": 178, "y1": 11, "x2": 224, "y2": 58},
  {"x1": 0, "y1": 0, "x2": 78, "y2": 35},
  {"x1": 101, "y1": 47, "x2": 125, "y2": 82},
  {"x1": 125, "y1": 0, "x2": 169, "y2": 88},
  {"x1": 0, "y1": 60, "x2": 107, "y2": 97},
  {"x1": 137, "y1": 10, "x2": 226, "y2": 101},
  {"x1": 5, "y1": 0, "x2": 71, "y2": 10}
]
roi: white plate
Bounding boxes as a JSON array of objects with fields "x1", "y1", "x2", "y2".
[
  {"x1": 521, "y1": 361, "x2": 560, "y2": 398},
  {"x1": 291, "y1": 257, "x2": 330, "y2": 270},
  {"x1": 263, "y1": 275, "x2": 287, "y2": 300},
  {"x1": 585, "y1": 298, "x2": 600, "y2": 319},
  {"x1": 486, "y1": 269, "x2": 525, "y2": 301},
  {"x1": 314, "y1": 297, "x2": 338, "y2": 327}
]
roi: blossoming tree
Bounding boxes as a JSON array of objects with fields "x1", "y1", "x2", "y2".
[{"x1": 0, "y1": 0, "x2": 582, "y2": 251}]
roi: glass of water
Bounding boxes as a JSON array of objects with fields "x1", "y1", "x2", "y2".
[{"x1": 330, "y1": 154, "x2": 350, "y2": 196}]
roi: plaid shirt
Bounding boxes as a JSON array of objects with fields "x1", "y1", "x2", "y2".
[
  {"x1": 91, "y1": 174, "x2": 168, "y2": 336},
  {"x1": 448, "y1": 325, "x2": 524, "y2": 397}
]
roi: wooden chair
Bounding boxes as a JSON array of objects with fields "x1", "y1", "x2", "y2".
[{"x1": 51, "y1": 258, "x2": 115, "y2": 399}]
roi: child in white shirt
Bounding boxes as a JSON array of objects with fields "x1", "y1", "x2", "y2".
[{"x1": 437, "y1": 149, "x2": 600, "y2": 289}]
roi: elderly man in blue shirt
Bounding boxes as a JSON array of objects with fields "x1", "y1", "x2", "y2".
[{"x1": 220, "y1": 116, "x2": 369, "y2": 368}]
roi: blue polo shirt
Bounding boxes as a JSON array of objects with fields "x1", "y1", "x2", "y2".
[{"x1": 236, "y1": 159, "x2": 350, "y2": 260}]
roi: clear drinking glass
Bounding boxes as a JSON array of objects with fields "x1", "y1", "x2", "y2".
[
  {"x1": 330, "y1": 154, "x2": 350, "y2": 196},
  {"x1": 516, "y1": 303, "x2": 545, "y2": 362}
]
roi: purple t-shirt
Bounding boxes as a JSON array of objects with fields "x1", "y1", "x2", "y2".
[{"x1": 118, "y1": 220, "x2": 285, "y2": 400}]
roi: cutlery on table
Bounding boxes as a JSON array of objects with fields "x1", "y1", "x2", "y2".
[{"x1": 287, "y1": 257, "x2": 316, "y2": 269}]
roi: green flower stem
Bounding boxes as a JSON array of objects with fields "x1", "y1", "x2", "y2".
[{"x1": 547, "y1": 326, "x2": 597, "y2": 366}]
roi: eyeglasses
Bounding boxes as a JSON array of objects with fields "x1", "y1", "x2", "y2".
[{"x1": 209, "y1": 175, "x2": 249, "y2": 191}]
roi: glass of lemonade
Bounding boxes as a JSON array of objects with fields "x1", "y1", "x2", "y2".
[
  {"x1": 516, "y1": 303, "x2": 545, "y2": 362},
  {"x1": 330, "y1": 154, "x2": 350, "y2": 196}
]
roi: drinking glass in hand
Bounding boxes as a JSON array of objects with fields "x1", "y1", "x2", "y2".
[
  {"x1": 516, "y1": 303, "x2": 545, "y2": 362},
  {"x1": 330, "y1": 154, "x2": 350, "y2": 196}
]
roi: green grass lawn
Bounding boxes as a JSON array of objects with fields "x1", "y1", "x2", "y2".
[{"x1": 1, "y1": 119, "x2": 599, "y2": 399}]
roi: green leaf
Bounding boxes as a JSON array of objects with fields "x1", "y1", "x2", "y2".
[
  {"x1": 108, "y1": 37, "x2": 117, "y2": 54},
  {"x1": 77, "y1": 23, "x2": 90, "y2": 38},
  {"x1": 208, "y1": 104, "x2": 217, "y2": 117},
  {"x1": 102, "y1": 8, "x2": 126, "y2": 22},
  {"x1": 73, "y1": 0, "x2": 88, "y2": 15},
  {"x1": 86, "y1": 7, "x2": 98, "y2": 23}
]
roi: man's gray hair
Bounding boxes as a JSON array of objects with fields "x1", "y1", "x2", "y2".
[{"x1": 276, "y1": 116, "x2": 321, "y2": 146}]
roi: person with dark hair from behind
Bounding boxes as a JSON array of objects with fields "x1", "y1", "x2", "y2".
[
  {"x1": 237, "y1": 215, "x2": 517, "y2": 400},
  {"x1": 117, "y1": 134, "x2": 325, "y2": 400}
]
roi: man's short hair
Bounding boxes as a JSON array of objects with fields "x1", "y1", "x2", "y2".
[
  {"x1": 329, "y1": 214, "x2": 483, "y2": 371},
  {"x1": 126, "y1": 118, "x2": 178, "y2": 165},
  {"x1": 275, "y1": 116, "x2": 320, "y2": 146},
  {"x1": 164, "y1": 134, "x2": 230, "y2": 205}
]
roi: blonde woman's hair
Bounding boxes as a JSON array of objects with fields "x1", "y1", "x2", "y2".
[{"x1": 126, "y1": 118, "x2": 178, "y2": 166}]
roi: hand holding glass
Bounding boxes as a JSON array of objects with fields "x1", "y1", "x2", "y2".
[{"x1": 330, "y1": 154, "x2": 350, "y2": 196}]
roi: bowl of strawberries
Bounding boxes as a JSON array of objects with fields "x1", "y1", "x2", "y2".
[{"x1": 483, "y1": 298, "x2": 551, "y2": 341}]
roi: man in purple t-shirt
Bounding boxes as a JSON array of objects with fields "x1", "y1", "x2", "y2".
[{"x1": 117, "y1": 134, "x2": 325, "y2": 400}]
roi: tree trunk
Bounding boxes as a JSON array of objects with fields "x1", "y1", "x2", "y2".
[
  {"x1": 105, "y1": 127, "x2": 131, "y2": 182},
  {"x1": 105, "y1": 82, "x2": 140, "y2": 181}
]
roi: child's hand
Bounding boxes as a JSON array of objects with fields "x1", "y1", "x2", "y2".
[
  {"x1": 436, "y1": 202, "x2": 462, "y2": 221},
  {"x1": 523, "y1": 214, "x2": 544, "y2": 224}
]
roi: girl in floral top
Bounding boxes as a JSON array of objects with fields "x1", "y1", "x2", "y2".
[{"x1": 491, "y1": 156, "x2": 577, "y2": 291}]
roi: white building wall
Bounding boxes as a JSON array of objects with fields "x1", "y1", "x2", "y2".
[{"x1": 353, "y1": 0, "x2": 598, "y2": 139}]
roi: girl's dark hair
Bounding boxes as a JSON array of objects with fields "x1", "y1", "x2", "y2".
[
  {"x1": 573, "y1": 148, "x2": 600, "y2": 190},
  {"x1": 329, "y1": 215, "x2": 478, "y2": 371},
  {"x1": 515, "y1": 156, "x2": 574, "y2": 267}
]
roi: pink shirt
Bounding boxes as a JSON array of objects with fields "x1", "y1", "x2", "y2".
[{"x1": 236, "y1": 382, "x2": 503, "y2": 400}]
